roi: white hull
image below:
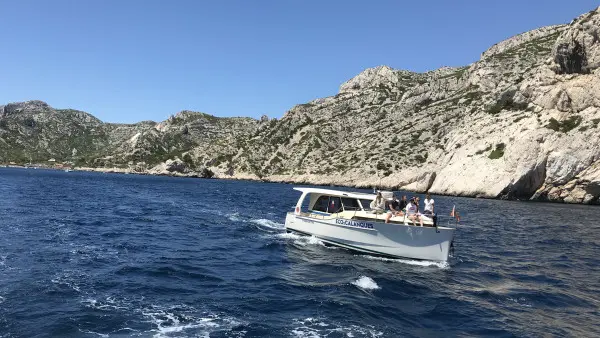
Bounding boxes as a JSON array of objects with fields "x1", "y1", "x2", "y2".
[{"x1": 285, "y1": 213, "x2": 455, "y2": 261}]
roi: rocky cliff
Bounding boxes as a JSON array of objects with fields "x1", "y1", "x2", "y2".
[{"x1": 1, "y1": 6, "x2": 600, "y2": 204}]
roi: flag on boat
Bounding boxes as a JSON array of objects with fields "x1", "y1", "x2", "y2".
[{"x1": 450, "y1": 205, "x2": 461, "y2": 223}]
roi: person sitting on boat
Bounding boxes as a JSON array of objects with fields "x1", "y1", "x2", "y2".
[
  {"x1": 414, "y1": 196, "x2": 421, "y2": 213},
  {"x1": 405, "y1": 198, "x2": 423, "y2": 226},
  {"x1": 369, "y1": 191, "x2": 386, "y2": 213},
  {"x1": 385, "y1": 194, "x2": 404, "y2": 223},
  {"x1": 399, "y1": 195, "x2": 408, "y2": 211}
]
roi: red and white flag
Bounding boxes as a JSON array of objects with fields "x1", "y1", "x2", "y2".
[{"x1": 450, "y1": 205, "x2": 460, "y2": 223}]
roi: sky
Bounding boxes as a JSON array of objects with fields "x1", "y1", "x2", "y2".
[{"x1": 0, "y1": 1, "x2": 597, "y2": 123}]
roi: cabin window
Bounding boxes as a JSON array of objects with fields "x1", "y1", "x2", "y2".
[
  {"x1": 328, "y1": 197, "x2": 342, "y2": 213},
  {"x1": 311, "y1": 196, "x2": 343, "y2": 213},
  {"x1": 341, "y1": 198, "x2": 361, "y2": 211},
  {"x1": 359, "y1": 199, "x2": 372, "y2": 210},
  {"x1": 312, "y1": 196, "x2": 330, "y2": 212}
]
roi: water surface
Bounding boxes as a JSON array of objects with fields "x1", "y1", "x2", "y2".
[{"x1": 0, "y1": 168, "x2": 598, "y2": 337}]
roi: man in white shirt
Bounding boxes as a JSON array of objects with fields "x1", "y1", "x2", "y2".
[
  {"x1": 424, "y1": 193, "x2": 434, "y2": 215},
  {"x1": 423, "y1": 193, "x2": 437, "y2": 226}
]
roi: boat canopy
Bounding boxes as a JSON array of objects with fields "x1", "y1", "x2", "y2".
[{"x1": 293, "y1": 187, "x2": 376, "y2": 201}]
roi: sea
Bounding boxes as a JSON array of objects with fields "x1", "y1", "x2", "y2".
[{"x1": 0, "y1": 167, "x2": 598, "y2": 337}]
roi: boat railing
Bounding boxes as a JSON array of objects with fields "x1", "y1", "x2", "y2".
[{"x1": 296, "y1": 208, "x2": 460, "y2": 228}]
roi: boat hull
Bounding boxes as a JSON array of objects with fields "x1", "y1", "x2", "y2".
[{"x1": 284, "y1": 213, "x2": 455, "y2": 261}]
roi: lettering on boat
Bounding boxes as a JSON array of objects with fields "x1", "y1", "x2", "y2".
[{"x1": 335, "y1": 219, "x2": 374, "y2": 229}]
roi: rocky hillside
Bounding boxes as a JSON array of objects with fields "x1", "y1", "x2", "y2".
[
  {"x1": 0, "y1": 101, "x2": 260, "y2": 175},
  {"x1": 1, "y1": 6, "x2": 599, "y2": 204}
]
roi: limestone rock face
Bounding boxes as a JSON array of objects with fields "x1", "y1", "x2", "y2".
[
  {"x1": 339, "y1": 65, "x2": 407, "y2": 93},
  {"x1": 2, "y1": 6, "x2": 600, "y2": 204},
  {"x1": 553, "y1": 8, "x2": 600, "y2": 74}
]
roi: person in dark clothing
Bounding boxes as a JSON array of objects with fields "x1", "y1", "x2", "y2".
[
  {"x1": 385, "y1": 194, "x2": 403, "y2": 223},
  {"x1": 398, "y1": 195, "x2": 408, "y2": 211}
]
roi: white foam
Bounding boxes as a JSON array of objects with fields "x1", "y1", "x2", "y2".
[
  {"x1": 306, "y1": 236, "x2": 325, "y2": 246},
  {"x1": 250, "y1": 218, "x2": 285, "y2": 230},
  {"x1": 142, "y1": 305, "x2": 243, "y2": 338},
  {"x1": 506, "y1": 297, "x2": 533, "y2": 307},
  {"x1": 78, "y1": 329, "x2": 109, "y2": 338},
  {"x1": 352, "y1": 276, "x2": 380, "y2": 290},
  {"x1": 358, "y1": 255, "x2": 449, "y2": 268},
  {"x1": 51, "y1": 271, "x2": 87, "y2": 292},
  {"x1": 81, "y1": 297, "x2": 130, "y2": 311},
  {"x1": 227, "y1": 212, "x2": 242, "y2": 222},
  {"x1": 277, "y1": 232, "x2": 302, "y2": 240},
  {"x1": 291, "y1": 317, "x2": 383, "y2": 338}
]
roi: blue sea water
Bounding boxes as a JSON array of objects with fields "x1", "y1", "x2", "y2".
[{"x1": 0, "y1": 168, "x2": 599, "y2": 338}]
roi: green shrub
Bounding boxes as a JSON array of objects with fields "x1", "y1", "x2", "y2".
[
  {"x1": 546, "y1": 115, "x2": 582, "y2": 133},
  {"x1": 488, "y1": 143, "x2": 505, "y2": 160},
  {"x1": 546, "y1": 118, "x2": 560, "y2": 131},
  {"x1": 560, "y1": 115, "x2": 582, "y2": 132}
]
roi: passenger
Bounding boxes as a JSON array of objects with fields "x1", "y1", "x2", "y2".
[
  {"x1": 370, "y1": 191, "x2": 386, "y2": 213},
  {"x1": 405, "y1": 198, "x2": 423, "y2": 226},
  {"x1": 414, "y1": 196, "x2": 421, "y2": 213},
  {"x1": 423, "y1": 193, "x2": 437, "y2": 226},
  {"x1": 385, "y1": 194, "x2": 403, "y2": 223},
  {"x1": 423, "y1": 193, "x2": 434, "y2": 214},
  {"x1": 399, "y1": 195, "x2": 408, "y2": 211}
]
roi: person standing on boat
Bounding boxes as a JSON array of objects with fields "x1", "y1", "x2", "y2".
[
  {"x1": 384, "y1": 194, "x2": 403, "y2": 223},
  {"x1": 406, "y1": 198, "x2": 423, "y2": 226},
  {"x1": 423, "y1": 193, "x2": 437, "y2": 226},
  {"x1": 423, "y1": 193, "x2": 435, "y2": 215}
]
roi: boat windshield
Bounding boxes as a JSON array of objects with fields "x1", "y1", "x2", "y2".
[{"x1": 310, "y1": 195, "x2": 364, "y2": 213}]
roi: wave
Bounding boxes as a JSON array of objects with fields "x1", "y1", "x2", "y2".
[
  {"x1": 358, "y1": 255, "x2": 449, "y2": 268},
  {"x1": 142, "y1": 305, "x2": 243, "y2": 338},
  {"x1": 81, "y1": 297, "x2": 131, "y2": 311},
  {"x1": 291, "y1": 317, "x2": 383, "y2": 338},
  {"x1": 276, "y1": 232, "x2": 302, "y2": 240},
  {"x1": 279, "y1": 234, "x2": 327, "y2": 247},
  {"x1": 351, "y1": 276, "x2": 380, "y2": 290},
  {"x1": 250, "y1": 218, "x2": 285, "y2": 231},
  {"x1": 81, "y1": 297, "x2": 245, "y2": 337},
  {"x1": 227, "y1": 212, "x2": 243, "y2": 222}
]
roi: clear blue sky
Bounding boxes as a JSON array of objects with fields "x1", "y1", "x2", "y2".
[{"x1": 0, "y1": 1, "x2": 597, "y2": 123}]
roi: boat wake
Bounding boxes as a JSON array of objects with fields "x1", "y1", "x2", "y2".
[
  {"x1": 272, "y1": 232, "x2": 330, "y2": 248},
  {"x1": 250, "y1": 218, "x2": 285, "y2": 231},
  {"x1": 357, "y1": 255, "x2": 449, "y2": 269}
]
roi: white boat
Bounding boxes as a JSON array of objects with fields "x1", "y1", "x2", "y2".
[{"x1": 284, "y1": 187, "x2": 456, "y2": 261}]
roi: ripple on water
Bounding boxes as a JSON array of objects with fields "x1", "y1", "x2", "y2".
[{"x1": 291, "y1": 317, "x2": 384, "y2": 338}]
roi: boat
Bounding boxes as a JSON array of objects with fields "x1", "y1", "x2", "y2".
[{"x1": 284, "y1": 187, "x2": 457, "y2": 261}]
